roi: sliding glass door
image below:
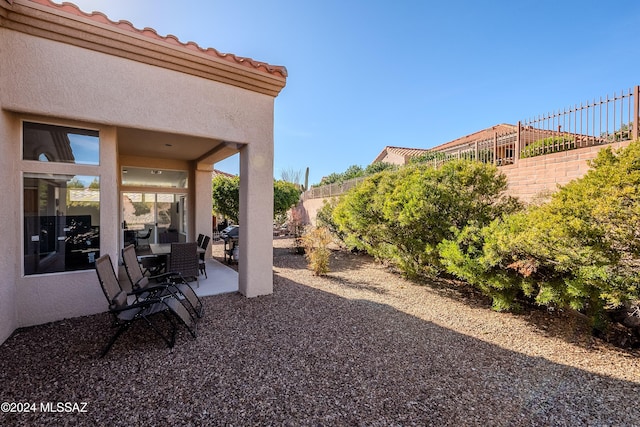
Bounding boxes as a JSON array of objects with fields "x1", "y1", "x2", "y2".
[{"x1": 121, "y1": 192, "x2": 187, "y2": 248}]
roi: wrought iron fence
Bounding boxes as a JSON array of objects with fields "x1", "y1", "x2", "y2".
[
  {"x1": 303, "y1": 177, "x2": 366, "y2": 200},
  {"x1": 304, "y1": 86, "x2": 639, "y2": 199}
]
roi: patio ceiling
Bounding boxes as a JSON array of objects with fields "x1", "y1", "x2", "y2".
[{"x1": 117, "y1": 127, "x2": 241, "y2": 164}]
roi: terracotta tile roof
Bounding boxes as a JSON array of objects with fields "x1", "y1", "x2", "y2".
[
  {"x1": 212, "y1": 169, "x2": 236, "y2": 178},
  {"x1": 27, "y1": 0, "x2": 287, "y2": 78},
  {"x1": 372, "y1": 146, "x2": 431, "y2": 164},
  {"x1": 430, "y1": 124, "x2": 517, "y2": 152}
]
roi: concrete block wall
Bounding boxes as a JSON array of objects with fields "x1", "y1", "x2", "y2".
[
  {"x1": 501, "y1": 140, "x2": 631, "y2": 202},
  {"x1": 298, "y1": 140, "x2": 633, "y2": 224}
]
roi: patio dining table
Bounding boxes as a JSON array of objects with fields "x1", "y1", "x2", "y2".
[{"x1": 149, "y1": 243, "x2": 205, "y2": 256}]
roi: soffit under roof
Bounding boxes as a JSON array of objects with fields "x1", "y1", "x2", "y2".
[{"x1": 117, "y1": 127, "x2": 240, "y2": 165}]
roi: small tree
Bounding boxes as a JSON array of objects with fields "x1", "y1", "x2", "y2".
[
  {"x1": 212, "y1": 175, "x2": 240, "y2": 223},
  {"x1": 274, "y1": 180, "x2": 302, "y2": 218},
  {"x1": 212, "y1": 176, "x2": 302, "y2": 225}
]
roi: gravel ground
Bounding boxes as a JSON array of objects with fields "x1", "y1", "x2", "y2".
[{"x1": 1, "y1": 238, "x2": 639, "y2": 426}]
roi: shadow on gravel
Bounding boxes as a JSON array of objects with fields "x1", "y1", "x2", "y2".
[{"x1": 1, "y1": 273, "x2": 639, "y2": 426}]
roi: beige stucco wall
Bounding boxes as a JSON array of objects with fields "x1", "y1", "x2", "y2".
[
  {"x1": 2, "y1": 30, "x2": 274, "y2": 143},
  {"x1": 0, "y1": 111, "x2": 20, "y2": 343},
  {"x1": 239, "y1": 141, "x2": 274, "y2": 297},
  {"x1": 0, "y1": 27, "x2": 277, "y2": 342}
]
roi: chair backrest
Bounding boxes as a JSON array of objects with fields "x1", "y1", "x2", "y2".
[
  {"x1": 168, "y1": 242, "x2": 198, "y2": 278},
  {"x1": 200, "y1": 235, "x2": 210, "y2": 250},
  {"x1": 196, "y1": 233, "x2": 205, "y2": 247},
  {"x1": 159, "y1": 230, "x2": 179, "y2": 243},
  {"x1": 121, "y1": 244, "x2": 149, "y2": 290},
  {"x1": 138, "y1": 227, "x2": 152, "y2": 239},
  {"x1": 95, "y1": 254, "x2": 127, "y2": 310}
]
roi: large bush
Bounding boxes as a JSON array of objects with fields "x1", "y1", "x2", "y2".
[
  {"x1": 332, "y1": 160, "x2": 519, "y2": 277},
  {"x1": 440, "y1": 141, "x2": 640, "y2": 328}
]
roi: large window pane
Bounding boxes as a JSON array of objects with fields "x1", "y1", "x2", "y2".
[
  {"x1": 23, "y1": 122, "x2": 99, "y2": 165},
  {"x1": 24, "y1": 174, "x2": 100, "y2": 275}
]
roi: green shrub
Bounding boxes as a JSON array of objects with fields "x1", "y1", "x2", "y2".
[
  {"x1": 440, "y1": 140, "x2": 640, "y2": 328},
  {"x1": 521, "y1": 136, "x2": 575, "y2": 158},
  {"x1": 333, "y1": 160, "x2": 519, "y2": 277}
]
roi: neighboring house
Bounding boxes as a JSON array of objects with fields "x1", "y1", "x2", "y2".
[
  {"x1": 0, "y1": 0, "x2": 287, "y2": 344},
  {"x1": 212, "y1": 169, "x2": 237, "y2": 179},
  {"x1": 427, "y1": 124, "x2": 518, "y2": 153},
  {"x1": 372, "y1": 124, "x2": 580, "y2": 167},
  {"x1": 372, "y1": 146, "x2": 431, "y2": 166},
  {"x1": 371, "y1": 125, "x2": 521, "y2": 166}
]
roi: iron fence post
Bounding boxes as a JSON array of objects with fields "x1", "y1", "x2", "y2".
[
  {"x1": 634, "y1": 85, "x2": 639, "y2": 141},
  {"x1": 515, "y1": 121, "x2": 521, "y2": 163}
]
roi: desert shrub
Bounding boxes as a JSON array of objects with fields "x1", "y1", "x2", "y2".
[
  {"x1": 440, "y1": 140, "x2": 640, "y2": 328},
  {"x1": 316, "y1": 198, "x2": 345, "y2": 242},
  {"x1": 333, "y1": 160, "x2": 519, "y2": 277},
  {"x1": 520, "y1": 136, "x2": 575, "y2": 158},
  {"x1": 438, "y1": 219, "x2": 533, "y2": 312},
  {"x1": 331, "y1": 171, "x2": 393, "y2": 259},
  {"x1": 301, "y1": 226, "x2": 333, "y2": 275}
]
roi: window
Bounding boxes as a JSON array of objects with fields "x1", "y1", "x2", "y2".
[
  {"x1": 23, "y1": 174, "x2": 100, "y2": 275},
  {"x1": 23, "y1": 122, "x2": 99, "y2": 165},
  {"x1": 121, "y1": 167, "x2": 188, "y2": 188}
]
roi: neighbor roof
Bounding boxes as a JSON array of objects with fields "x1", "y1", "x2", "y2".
[
  {"x1": 429, "y1": 124, "x2": 517, "y2": 152},
  {"x1": 372, "y1": 146, "x2": 431, "y2": 164}
]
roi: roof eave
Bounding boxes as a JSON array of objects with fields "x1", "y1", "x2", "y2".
[{"x1": 2, "y1": 0, "x2": 287, "y2": 97}]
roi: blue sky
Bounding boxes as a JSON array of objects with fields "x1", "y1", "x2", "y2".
[{"x1": 69, "y1": 0, "x2": 640, "y2": 186}]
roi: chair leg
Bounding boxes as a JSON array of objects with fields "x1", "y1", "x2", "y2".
[
  {"x1": 144, "y1": 312, "x2": 176, "y2": 349},
  {"x1": 101, "y1": 324, "x2": 130, "y2": 357},
  {"x1": 199, "y1": 263, "x2": 207, "y2": 279}
]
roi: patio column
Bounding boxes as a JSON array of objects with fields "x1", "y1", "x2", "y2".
[
  {"x1": 238, "y1": 141, "x2": 274, "y2": 297},
  {"x1": 194, "y1": 164, "x2": 214, "y2": 257}
]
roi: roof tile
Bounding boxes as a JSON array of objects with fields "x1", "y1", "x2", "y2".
[{"x1": 27, "y1": 0, "x2": 288, "y2": 78}]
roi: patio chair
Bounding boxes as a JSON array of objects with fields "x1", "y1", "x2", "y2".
[
  {"x1": 121, "y1": 244, "x2": 203, "y2": 319},
  {"x1": 159, "y1": 230, "x2": 179, "y2": 243},
  {"x1": 166, "y1": 242, "x2": 200, "y2": 288},
  {"x1": 196, "y1": 233, "x2": 205, "y2": 247},
  {"x1": 94, "y1": 254, "x2": 196, "y2": 357},
  {"x1": 136, "y1": 227, "x2": 153, "y2": 248},
  {"x1": 198, "y1": 235, "x2": 210, "y2": 278}
]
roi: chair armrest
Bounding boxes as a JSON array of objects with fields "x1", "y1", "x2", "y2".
[
  {"x1": 109, "y1": 297, "x2": 162, "y2": 313},
  {"x1": 150, "y1": 271, "x2": 186, "y2": 283}
]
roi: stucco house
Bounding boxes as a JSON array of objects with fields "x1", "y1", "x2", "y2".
[{"x1": 0, "y1": 0, "x2": 287, "y2": 344}]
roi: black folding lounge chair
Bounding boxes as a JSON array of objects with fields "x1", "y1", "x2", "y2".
[
  {"x1": 95, "y1": 254, "x2": 196, "y2": 357},
  {"x1": 121, "y1": 244, "x2": 204, "y2": 319}
]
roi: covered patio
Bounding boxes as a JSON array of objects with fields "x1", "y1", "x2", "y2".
[{"x1": 0, "y1": 0, "x2": 286, "y2": 344}]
